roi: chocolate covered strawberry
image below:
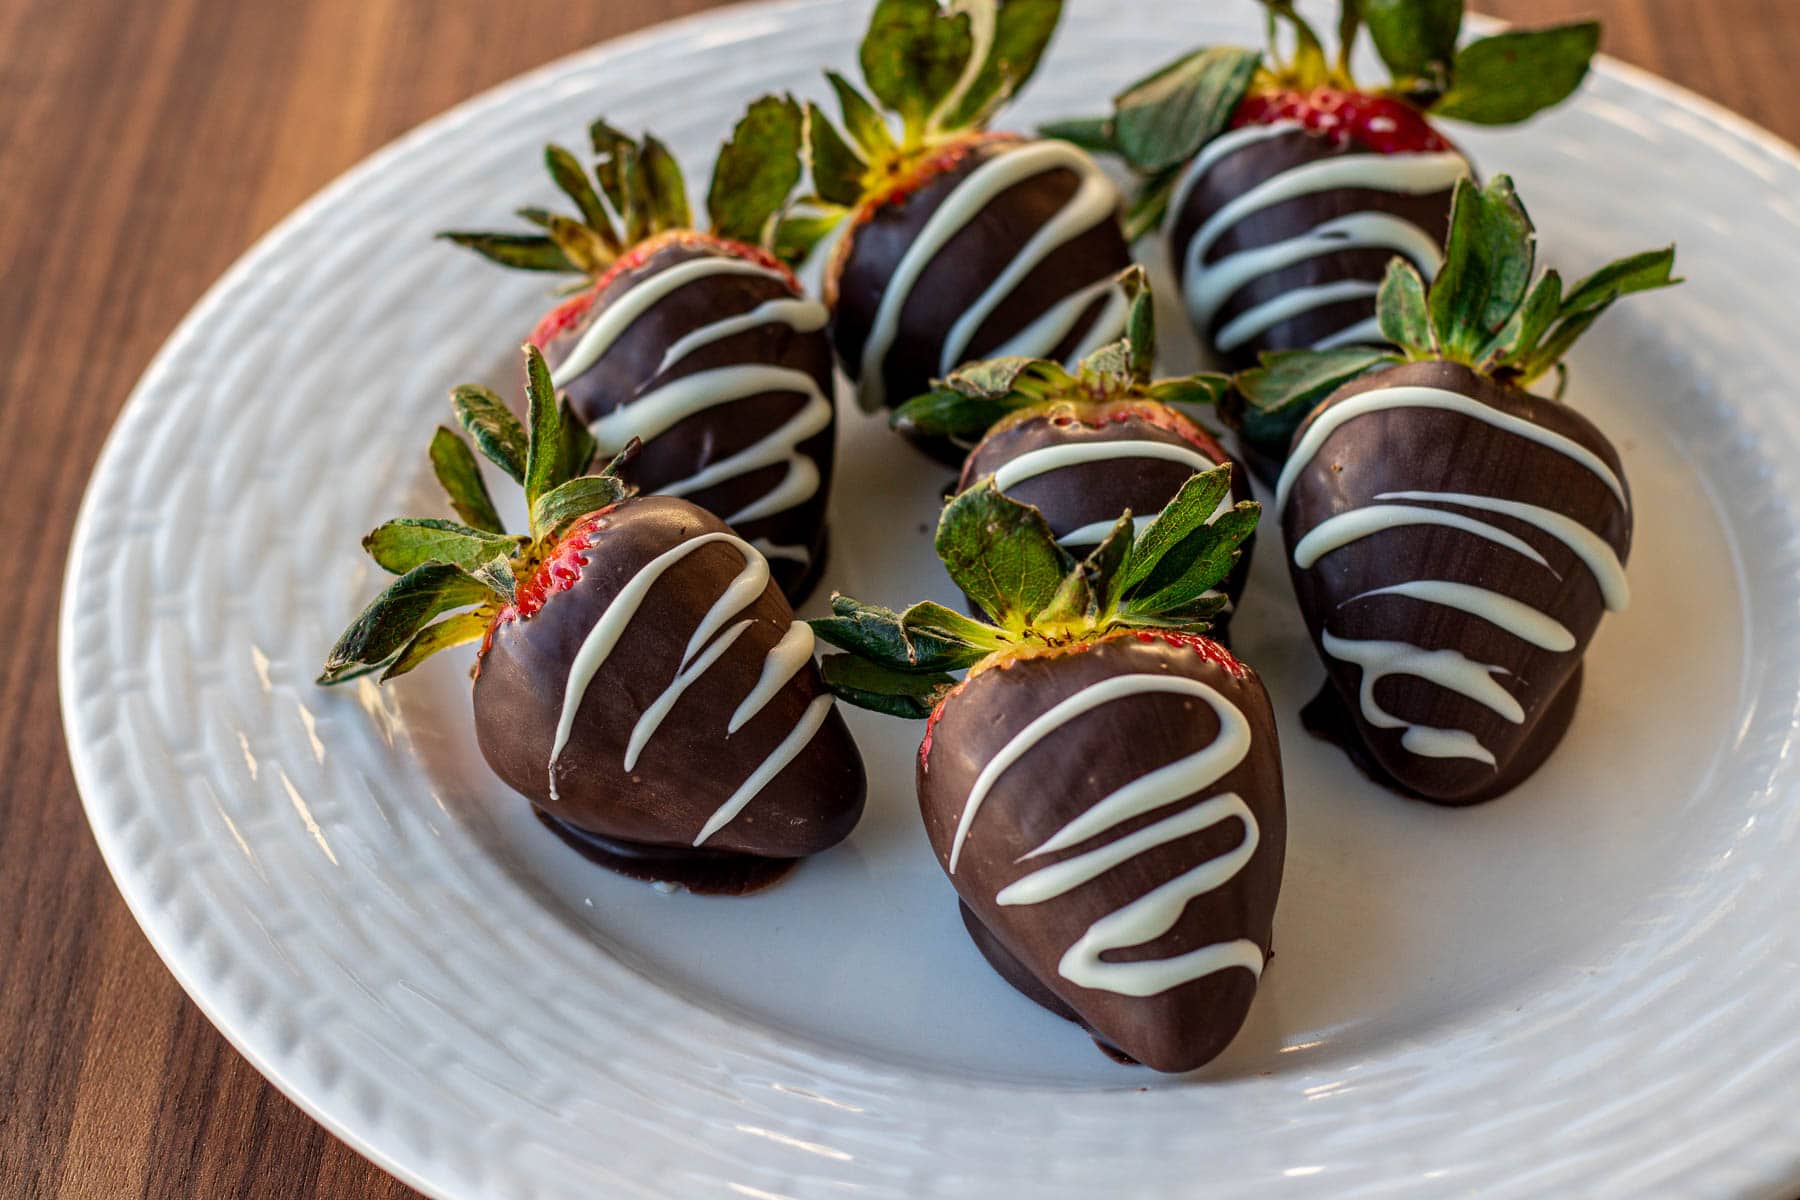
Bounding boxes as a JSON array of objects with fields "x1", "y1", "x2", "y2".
[
  {"x1": 1052, "y1": 1, "x2": 1599, "y2": 466},
  {"x1": 319, "y1": 348, "x2": 866, "y2": 891},
  {"x1": 1266, "y1": 175, "x2": 1674, "y2": 804},
  {"x1": 775, "y1": 0, "x2": 1132, "y2": 460},
  {"x1": 812, "y1": 468, "x2": 1284, "y2": 1071},
  {"x1": 892, "y1": 268, "x2": 1255, "y2": 633},
  {"x1": 442, "y1": 103, "x2": 837, "y2": 600}
]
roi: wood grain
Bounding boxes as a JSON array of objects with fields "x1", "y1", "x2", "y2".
[{"x1": 4, "y1": 1, "x2": 1793, "y2": 1196}]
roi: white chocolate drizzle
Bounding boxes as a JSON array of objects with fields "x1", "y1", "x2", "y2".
[
  {"x1": 991, "y1": 439, "x2": 1217, "y2": 492},
  {"x1": 590, "y1": 365, "x2": 832, "y2": 527},
  {"x1": 556, "y1": 254, "x2": 832, "y2": 534},
  {"x1": 653, "y1": 296, "x2": 828, "y2": 378},
  {"x1": 547, "y1": 531, "x2": 833, "y2": 842},
  {"x1": 954, "y1": 673, "x2": 1263, "y2": 997},
  {"x1": 552, "y1": 258, "x2": 793, "y2": 387},
  {"x1": 1276, "y1": 384, "x2": 1629, "y2": 512},
  {"x1": 1168, "y1": 121, "x2": 1465, "y2": 354},
  {"x1": 1282, "y1": 383, "x2": 1631, "y2": 768},
  {"x1": 858, "y1": 139, "x2": 1123, "y2": 411}
]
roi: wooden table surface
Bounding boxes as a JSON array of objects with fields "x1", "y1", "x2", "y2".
[{"x1": 5, "y1": 0, "x2": 1795, "y2": 1195}]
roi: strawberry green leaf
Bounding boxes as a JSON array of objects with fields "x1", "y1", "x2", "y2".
[
  {"x1": 437, "y1": 231, "x2": 576, "y2": 274},
  {"x1": 1038, "y1": 115, "x2": 1114, "y2": 155},
  {"x1": 515, "y1": 206, "x2": 557, "y2": 228},
  {"x1": 429, "y1": 426, "x2": 505, "y2": 533},
  {"x1": 810, "y1": 596, "x2": 1001, "y2": 672},
  {"x1": 1358, "y1": 0, "x2": 1462, "y2": 87},
  {"x1": 544, "y1": 215, "x2": 614, "y2": 277},
  {"x1": 1377, "y1": 257, "x2": 1432, "y2": 350},
  {"x1": 807, "y1": 101, "x2": 868, "y2": 207},
  {"x1": 589, "y1": 119, "x2": 635, "y2": 221},
  {"x1": 318, "y1": 562, "x2": 493, "y2": 685},
  {"x1": 891, "y1": 356, "x2": 1075, "y2": 440},
  {"x1": 1106, "y1": 45, "x2": 1262, "y2": 173},
  {"x1": 828, "y1": 71, "x2": 899, "y2": 161},
  {"x1": 1121, "y1": 264, "x2": 1156, "y2": 380},
  {"x1": 859, "y1": 0, "x2": 976, "y2": 137},
  {"x1": 522, "y1": 345, "x2": 565, "y2": 513},
  {"x1": 363, "y1": 518, "x2": 523, "y2": 576},
  {"x1": 1520, "y1": 248, "x2": 1679, "y2": 382},
  {"x1": 639, "y1": 134, "x2": 692, "y2": 232},
  {"x1": 1484, "y1": 266, "x2": 1560, "y2": 370},
  {"x1": 772, "y1": 206, "x2": 848, "y2": 266},
  {"x1": 1114, "y1": 464, "x2": 1234, "y2": 596},
  {"x1": 618, "y1": 144, "x2": 654, "y2": 244},
  {"x1": 1430, "y1": 23, "x2": 1600, "y2": 125},
  {"x1": 451, "y1": 384, "x2": 527, "y2": 483},
  {"x1": 1124, "y1": 502, "x2": 1256, "y2": 620},
  {"x1": 545, "y1": 143, "x2": 619, "y2": 248},
  {"x1": 1081, "y1": 513, "x2": 1136, "y2": 616},
  {"x1": 1226, "y1": 345, "x2": 1398, "y2": 454},
  {"x1": 1122, "y1": 169, "x2": 1183, "y2": 240},
  {"x1": 471, "y1": 556, "x2": 517, "y2": 605},
  {"x1": 381, "y1": 611, "x2": 490, "y2": 682},
  {"x1": 934, "y1": 481, "x2": 1074, "y2": 632},
  {"x1": 707, "y1": 94, "x2": 805, "y2": 245},
  {"x1": 1037, "y1": 560, "x2": 1094, "y2": 627},
  {"x1": 1146, "y1": 373, "x2": 1233, "y2": 409},
  {"x1": 934, "y1": 0, "x2": 1063, "y2": 132},
  {"x1": 1428, "y1": 175, "x2": 1535, "y2": 361},
  {"x1": 530, "y1": 475, "x2": 633, "y2": 543},
  {"x1": 559, "y1": 397, "x2": 598, "y2": 483},
  {"x1": 817, "y1": 653, "x2": 959, "y2": 718},
  {"x1": 1556, "y1": 245, "x2": 1679, "y2": 317}
]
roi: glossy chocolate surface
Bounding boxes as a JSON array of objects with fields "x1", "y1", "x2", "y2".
[
  {"x1": 1170, "y1": 128, "x2": 1463, "y2": 371},
  {"x1": 831, "y1": 137, "x2": 1131, "y2": 459},
  {"x1": 474, "y1": 497, "x2": 865, "y2": 860},
  {"x1": 918, "y1": 634, "x2": 1286, "y2": 1072},
  {"x1": 541, "y1": 241, "x2": 836, "y2": 600},
  {"x1": 1281, "y1": 359, "x2": 1632, "y2": 804}
]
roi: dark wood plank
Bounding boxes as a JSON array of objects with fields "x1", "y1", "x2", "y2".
[{"x1": 3, "y1": 2, "x2": 1792, "y2": 1197}]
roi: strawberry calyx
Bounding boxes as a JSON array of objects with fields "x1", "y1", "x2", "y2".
[
  {"x1": 318, "y1": 346, "x2": 640, "y2": 687},
  {"x1": 891, "y1": 265, "x2": 1235, "y2": 451}
]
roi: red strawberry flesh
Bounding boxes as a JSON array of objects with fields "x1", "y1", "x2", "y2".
[{"x1": 1233, "y1": 86, "x2": 1452, "y2": 155}]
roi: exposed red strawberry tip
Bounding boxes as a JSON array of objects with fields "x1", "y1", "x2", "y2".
[
  {"x1": 1232, "y1": 86, "x2": 1451, "y2": 156},
  {"x1": 531, "y1": 231, "x2": 801, "y2": 349},
  {"x1": 1131, "y1": 630, "x2": 1249, "y2": 677}
]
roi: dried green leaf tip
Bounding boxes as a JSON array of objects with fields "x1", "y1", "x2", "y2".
[
  {"x1": 891, "y1": 266, "x2": 1231, "y2": 445},
  {"x1": 774, "y1": 0, "x2": 1064, "y2": 263},
  {"x1": 317, "y1": 345, "x2": 638, "y2": 687},
  {"x1": 440, "y1": 98, "x2": 807, "y2": 274},
  {"x1": 1219, "y1": 175, "x2": 1679, "y2": 455},
  {"x1": 810, "y1": 463, "x2": 1257, "y2": 717}
]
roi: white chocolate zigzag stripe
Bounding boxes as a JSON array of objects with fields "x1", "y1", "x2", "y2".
[
  {"x1": 548, "y1": 531, "x2": 831, "y2": 842},
  {"x1": 991, "y1": 439, "x2": 1218, "y2": 492},
  {"x1": 556, "y1": 256, "x2": 831, "y2": 530},
  {"x1": 859, "y1": 139, "x2": 1122, "y2": 411},
  {"x1": 589, "y1": 365, "x2": 831, "y2": 526},
  {"x1": 1282, "y1": 384, "x2": 1630, "y2": 765},
  {"x1": 958, "y1": 673, "x2": 1262, "y2": 997},
  {"x1": 552, "y1": 257, "x2": 793, "y2": 386},
  {"x1": 1168, "y1": 121, "x2": 1464, "y2": 353},
  {"x1": 1276, "y1": 385, "x2": 1630, "y2": 512}
]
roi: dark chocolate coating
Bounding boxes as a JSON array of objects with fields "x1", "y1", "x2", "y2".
[
  {"x1": 957, "y1": 408, "x2": 1255, "y2": 635},
  {"x1": 1169, "y1": 128, "x2": 1464, "y2": 372},
  {"x1": 474, "y1": 497, "x2": 865, "y2": 860},
  {"x1": 541, "y1": 240, "x2": 836, "y2": 602},
  {"x1": 831, "y1": 137, "x2": 1131, "y2": 462},
  {"x1": 1281, "y1": 360, "x2": 1632, "y2": 804},
  {"x1": 918, "y1": 634, "x2": 1286, "y2": 1072}
]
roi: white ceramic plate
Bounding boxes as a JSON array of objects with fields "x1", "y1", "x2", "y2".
[{"x1": 60, "y1": 2, "x2": 1800, "y2": 1196}]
